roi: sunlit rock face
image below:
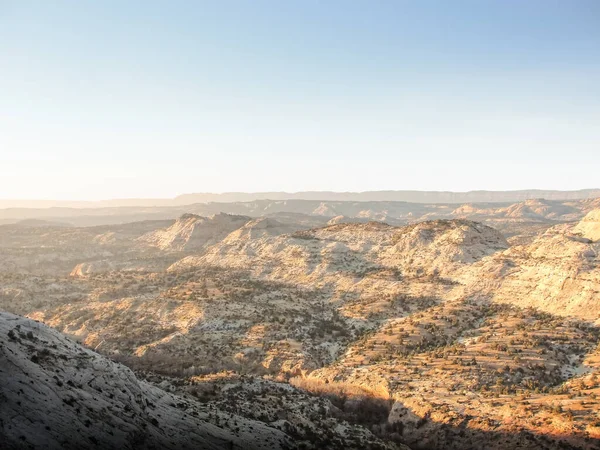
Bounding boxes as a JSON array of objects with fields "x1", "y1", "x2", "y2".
[
  {"x1": 574, "y1": 209, "x2": 600, "y2": 242},
  {"x1": 137, "y1": 213, "x2": 251, "y2": 252}
]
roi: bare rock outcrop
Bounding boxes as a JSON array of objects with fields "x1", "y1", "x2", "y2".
[
  {"x1": 474, "y1": 216, "x2": 600, "y2": 321},
  {"x1": 0, "y1": 312, "x2": 292, "y2": 449},
  {"x1": 170, "y1": 219, "x2": 508, "y2": 284},
  {"x1": 573, "y1": 209, "x2": 600, "y2": 242},
  {"x1": 137, "y1": 213, "x2": 250, "y2": 252}
]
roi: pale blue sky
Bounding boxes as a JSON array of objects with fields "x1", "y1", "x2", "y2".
[{"x1": 1, "y1": 0, "x2": 599, "y2": 199}]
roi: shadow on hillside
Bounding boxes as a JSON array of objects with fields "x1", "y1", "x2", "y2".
[
  {"x1": 399, "y1": 420, "x2": 595, "y2": 450},
  {"x1": 288, "y1": 378, "x2": 596, "y2": 450},
  {"x1": 102, "y1": 281, "x2": 600, "y2": 450}
]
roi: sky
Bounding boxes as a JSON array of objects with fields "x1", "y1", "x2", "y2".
[{"x1": 1, "y1": 0, "x2": 599, "y2": 200}]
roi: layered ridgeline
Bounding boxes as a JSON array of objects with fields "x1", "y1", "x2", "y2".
[
  {"x1": 18, "y1": 214, "x2": 600, "y2": 372},
  {"x1": 3, "y1": 189, "x2": 599, "y2": 210},
  {"x1": 171, "y1": 219, "x2": 509, "y2": 281},
  {"x1": 166, "y1": 211, "x2": 600, "y2": 323},
  {"x1": 2, "y1": 196, "x2": 600, "y2": 228}
]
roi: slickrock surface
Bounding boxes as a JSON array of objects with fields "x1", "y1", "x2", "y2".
[{"x1": 0, "y1": 312, "x2": 291, "y2": 450}]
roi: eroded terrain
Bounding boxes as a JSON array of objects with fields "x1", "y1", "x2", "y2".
[{"x1": 1, "y1": 199, "x2": 600, "y2": 449}]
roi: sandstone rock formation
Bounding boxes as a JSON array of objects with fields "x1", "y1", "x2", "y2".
[
  {"x1": 137, "y1": 213, "x2": 251, "y2": 252},
  {"x1": 573, "y1": 209, "x2": 600, "y2": 242}
]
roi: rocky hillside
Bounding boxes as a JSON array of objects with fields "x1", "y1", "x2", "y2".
[
  {"x1": 0, "y1": 312, "x2": 294, "y2": 450},
  {"x1": 474, "y1": 210, "x2": 600, "y2": 321},
  {"x1": 573, "y1": 209, "x2": 600, "y2": 242},
  {"x1": 0, "y1": 311, "x2": 410, "y2": 450},
  {"x1": 137, "y1": 213, "x2": 251, "y2": 252},
  {"x1": 171, "y1": 219, "x2": 508, "y2": 281},
  {"x1": 0, "y1": 220, "x2": 173, "y2": 276}
]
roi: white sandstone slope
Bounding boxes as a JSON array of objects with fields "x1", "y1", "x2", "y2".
[
  {"x1": 474, "y1": 212, "x2": 600, "y2": 321},
  {"x1": 170, "y1": 219, "x2": 508, "y2": 282},
  {"x1": 220, "y1": 217, "x2": 304, "y2": 242},
  {"x1": 573, "y1": 209, "x2": 600, "y2": 242},
  {"x1": 451, "y1": 199, "x2": 583, "y2": 222},
  {"x1": 137, "y1": 213, "x2": 251, "y2": 252},
  {"x1": 0, "y1": 312, "x2": 291, "y2": 450},
  {"x1": 326, "y1": 215, "x2": 373, "y2": 225},
  {"x1": 380, "y1": 220, "x2": 508, "y2": 276},
  {"x1": 501, "y1": 198, "x2": 580, "y2": 220}
]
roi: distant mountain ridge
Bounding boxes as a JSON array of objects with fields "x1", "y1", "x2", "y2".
[
  {"x1": 1, "y1": 196, "x2": 599, "y2": 228},
  {"x1": 1, "y1": 189, "x2": 599, "y2": 209},
  {"x1": 176, "y1": 189, "x2": 600, "y2": 204}
]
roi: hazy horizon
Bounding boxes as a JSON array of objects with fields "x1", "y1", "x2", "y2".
[
  {"x1": 1, "y1": 187, "x2": 600, "y2": 203},
  {"x1": 1, "y1": 188, "x2": 600, "y2": 213}
]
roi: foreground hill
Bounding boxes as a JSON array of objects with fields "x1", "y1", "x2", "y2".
[
  {"x1": 0, "y1": 312, "x2": 405, "y2": 450},
  {"x1": 0, "y1": 312, "x2": 292, "y2": 450}
]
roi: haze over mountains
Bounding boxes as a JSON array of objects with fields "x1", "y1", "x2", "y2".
[
  {"x1": 2, "y1": 191, "x2": 600, "y2": 229},
  {"x1": 2, "y1": 189, "x2": 600, "y2": 210}
]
